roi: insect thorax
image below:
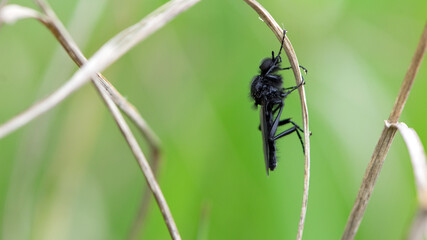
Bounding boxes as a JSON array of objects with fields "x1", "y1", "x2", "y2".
[{"x1": 251, "y1": 76, "x2": 284, "y2": 107}]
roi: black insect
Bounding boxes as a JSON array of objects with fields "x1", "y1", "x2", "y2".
[{"x1": 250, "y1": 30, "x2": 306, "y2": 176}]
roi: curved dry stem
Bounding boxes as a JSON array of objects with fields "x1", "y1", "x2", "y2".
[
  {"x1": 386, "y1": 121, "x2": 427, "y2": 239},
  {"x1": 342, "y1": 22, "x2": 427, "y2": 240},
  {"x1": 388, "y1": 121, "x2": 427, "y2": 239},
  {"x1": 128, "y1": 148, "x2": 161, "y2": 240},
  {"x1": 387, "y1": 122, "x2": 427, "y2": 205},
  {"x1": 0, "y1": 4, "x2": 43, "y2": 24},
  {"x1": 35, "y1": 0, "x2": 189, "y2": 238},
  {"x1": 0, "y1": 0, "x2": 9, "y2": 24},
  {"x1": 36, "y1": 7, "x2": 160, "y2": 148},
  {"x1": 31, "y1": 1, "x2": 163, "y2": 237},
  {"x1": 92, "y1": 78, "x2": 181, "y2": 238},
  {"x1": 0, "y1": 0, "x2": 199, "y2": 139},
  {"x1": 243, "y1": 1, "x2": 311, "y2": 239},
  {"x1": 0, "y1": 0, "x2": 200, "y2": 238},
  {"x1": 408, "y1": 209, "x2": 427, "y2": 240},
  {"x1": 2, "y1": 1, "x2": 161, "y2": 235}
]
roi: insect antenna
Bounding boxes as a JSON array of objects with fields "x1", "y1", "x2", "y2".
[
  {"x1": 275, "y1": 29, "x2": 287, "y2": 62},
  {"x1": 265, "y1": 29, "x2": 287, "y2": 76}
]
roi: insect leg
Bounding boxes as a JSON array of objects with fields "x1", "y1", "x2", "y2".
[
  {"x1": 282, "y1": 80, "x2": 305, "y2": 97},
  {"x1": 272, "y1": 104, "x2": 281, "y2": 114},
  {"x1": 274, "y1": 126, "x2": 305, "y2": 154},
  {"x1": 284, "y1": 119, "x2": 304, "y2": 132},
  {"x1": 279, "y1": 65, "x2": 308, "y2": 74},
  {"x1": 278, "y1": 118, "x2": 292, "y2": 126},
  {"x1": 258, "y1": 104, "x2": 281, "y2": 130},
  {"x1": 269, "y1": 103, "x2": 284, "y2": 138},
  {"x1": 273, "y1": 117, "x2": 305, "y2": 153},
  {"x1": 273, "y1": 126, "x2": 297, "y2": 140}
]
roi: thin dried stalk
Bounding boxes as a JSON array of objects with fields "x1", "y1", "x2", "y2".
[
  {"x1": 31, "y1": 1, "x2": 163, "y2": 237},
  {"x1": 32, "y1": 0, "x2": 161, "y2": 151},
  {"x1": 0, "y1": 0, "x2": 199, "y2": 139},
  {"x1": 128, "y1": 148, "x2": 161, "y2": 240},
  {"x1": 0, "y1": 0, "x2": 7, "y2": 7},
  {"x1": 92, "y1": 78, "x2": 177, "y2": 238},
  {"x1": 1, "y1": 2, "x2": 106, "y2": 239},
  {"x1": 342, "y1": 22, "x2": 427, "y2": 240},
  {"x1": 0, "y1": 0, "x2": 9, "y2": 24},
  {"x1": 385, "y1": 122, "x2": 427, "y2": 240},
  {"x1": 0, "y1": 0, "x2": 200, "y2": 238},
  {"x1": 243, "y1": 1, "x2": 311, "y2": 239},
  {"x1": 0, "y1": 4, "x2": 42, "y2": 24},
  {"x1": 387, "y1": 122, "x2": 427, "y2": 204},
  {"x1": 408, "y1": 210, "x2": 427, "y2": 240}
]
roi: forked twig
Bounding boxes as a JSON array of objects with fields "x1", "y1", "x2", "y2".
[
  {"x1": 342, "y1": 22, "x2": 427, "y2": 240},
  {"x1": 243, "y1": 1, "x2": 311, "y2": 239}
]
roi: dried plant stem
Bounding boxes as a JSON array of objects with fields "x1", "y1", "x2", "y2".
[
  {"x1": 92, "y1": 78, "x2": 181, "y2": 238},
  {"x1": 408, "y1": 209, "x2": 427, "y2": 240},
  {"x1": 0, "y1": 0, "x2": 200, "y2": 238},
  {"x1": 35, "y1": 0, "x2": 188, "y2": 238},
  {"x1": 385, "y1": 122, "x2": 427, "y2": 240},
  {"x1": 243, "y1": 1, "x2": 310, "y2": 239},
  {"x1": 390, "y1": 122, "x2": 427, "y2": 240},
  {"x1": 128, "y1": 149, "x2": 161, "y2": 240},
  {"x1": 0, "y1": 0, "x2": 199, "y2": 139},
  {"x1": 92, "y1": 78, "x2": 182, "y2": 238},
  {"x1": 34, "y1": 0, "x2": 160, "y2": 149},
  {"x1": 389, "y1": 24, "x2": 427, "y2": 123},
  {"x1": 0, "y1": 0, "x2": 7, "y2": 13},
  {"x1": 387, "y1": 122, "x2": 427, "y2": 206},
  {"x1": 342, "y1": 22, "x2": 427, "y2": 240},
  {"x1": 31, "y1": 1, "x2": 163, "y2": 238}
]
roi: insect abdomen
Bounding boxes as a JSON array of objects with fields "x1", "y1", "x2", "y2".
[{"x1": 268, "y1": 140, "x2": 277, "y2": 170}]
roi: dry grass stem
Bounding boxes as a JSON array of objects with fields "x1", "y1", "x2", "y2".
[
  {"x1": 92, "y1": 79, "x2": 180, "y2": 239},
  {"x1": 408, "y1": 210, "x2": 427, "y2": 240},
  {"x1": 2, "y1": 1, "x2": 160, "y2": 236},
  {"x1": 385, "y1": 121, "x2": 427, "y2": 240},
  {"x1": 32, "y1": 0, "x2": 161, "y2": 149},
  {"x1": 32, "y1": 1, "x2": 163, "y2": 237},
  {"x1": 0, "y1": 0, "x2": 199, "y2": 139},
  {"x1": 0, "y1": 4, "x2": 42, "y2": 24},
  {"x1": 342, "y1": 22, "x2": 427, "y2": 240},
  {"x1": 0, "y1": 0, "x2": 10, "y2": 27},
  {"x1": 387, "y1": 122, "x2": 427, "y2": 203},
  {"x1": 128, "y1": 149, "x2": 161, "y2": 240},
  {"x1": 243, "y1": 1, "x2": 311, "y2": 239},
  {"x1": 0, "y1": 0, "x2": 200, "y2": 238}
]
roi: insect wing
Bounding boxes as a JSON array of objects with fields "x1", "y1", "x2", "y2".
[{"x1": 260, "y1": 105, "x2": 271, "y2": 176}]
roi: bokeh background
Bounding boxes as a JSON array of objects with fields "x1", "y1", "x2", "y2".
[{"x1": 1, "y1": 0, "x2": 426, "y2": 239}]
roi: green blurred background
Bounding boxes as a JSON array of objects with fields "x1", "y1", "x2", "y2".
[{"x1": 0, "y1": 0, "x2": 426, "y2": 239}]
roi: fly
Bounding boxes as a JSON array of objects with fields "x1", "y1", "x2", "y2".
[{"x1": 250, "y1": 30, "x2": 306, "y2": 176}]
